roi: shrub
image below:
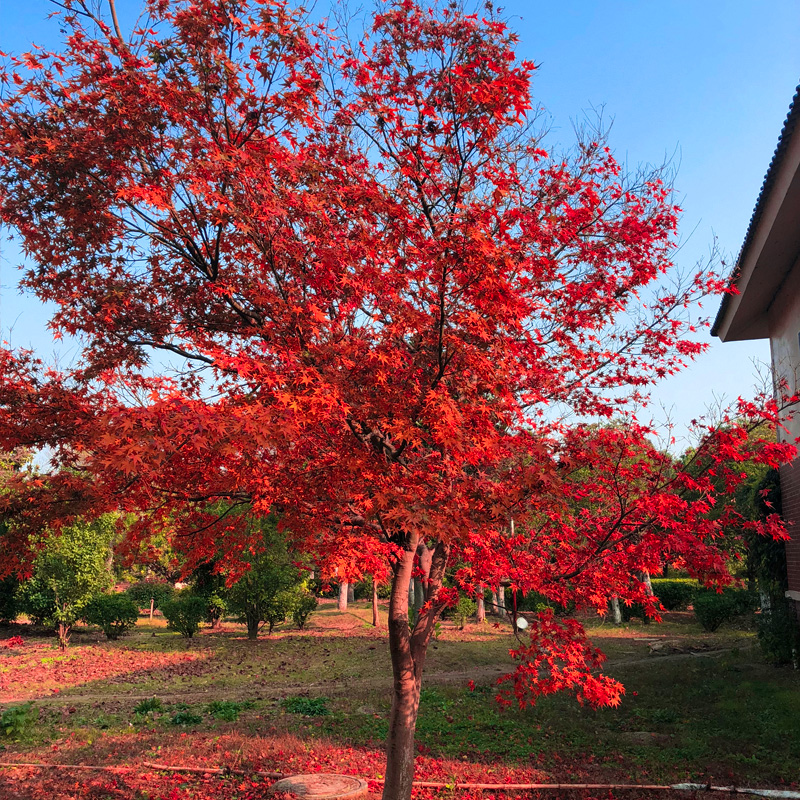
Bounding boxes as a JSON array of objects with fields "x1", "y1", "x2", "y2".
[
  {"x1": 83, "y1": 594, "x2": 139, "y2": 639},
  {"x1": 133, "y1": 697, "x2": 163, "y2": 715},
  {"x1": 693, "y1": 587, "x2": 757, "y2": 632},
  {"x1": 169, "y1": 708, "x2": 203, "y2": 726},
  {"x1": 454, "y1": 596, "x2": 476, "y2": 629},
  {"x1": 0, "y1": 575, "x2": 19, "y2": 623},
  {"x1": 282, "y1": 696, "x2": 329, "y2": 716},
  {"x1": 205, "y1": 700, "x2": 254, "y2": 721},
  {"x1": 1, "y1": 702, "x2": 34, "y2": 739},
  {"x1": 205, "y1": 591, "x2": 228, "y2": 628},
  {"x1": 516, "y1": 590, "x2": 553, "y2": 613},
  {"x1": 263, "y1": 589, "x2": 296, "y2": 634},
  {"x1": 758, "y1": 596, "x2": 800, "y2": 665},
  {"x1": 650, "y1": 578, "x2": 697, "y2": 611},
  {"x1": 161, "y1": 593, "x2": 207, "y2": 638},
  {"x1": 620, "y1": 601, "x2": 649, "y2": 623},
  {"x1": 126, "y1": 580, "x2": 174, "y2": 612},
  {"x1": 292, "y1": 590, "x2": 318, "y2": 630}
]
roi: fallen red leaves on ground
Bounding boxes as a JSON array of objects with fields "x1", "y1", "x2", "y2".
[{"x1": 0, "y1": 642, "x2": 206, "y2": 701}]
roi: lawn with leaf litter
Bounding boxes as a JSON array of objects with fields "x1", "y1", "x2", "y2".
[{"x1": 1, "y1": 601, "x2": 799, "y2": 799}]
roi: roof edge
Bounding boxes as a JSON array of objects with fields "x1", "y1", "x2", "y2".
[{"x1": 711, "y1": 82, "x2": 800, "y2": 338}]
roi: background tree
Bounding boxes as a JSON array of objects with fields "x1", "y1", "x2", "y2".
[
  {"x1": 0, "y1": 571, "x2": 19, "y2": 624},
  {"x1": 226, "y1": 517, "x2": 305, "y2": 639},
  {"x1": 0, "y1": 2, "x2": 794, "y2": 798},
  {"x1": 125, "y1": 579, "x2": 174, "y2": 621},
  {"x1": 18, "y1": 517, "x2": 116, "y2": 648},
  {"x1": 192, "y1": 561, "x2": 229, "y2": 629}
]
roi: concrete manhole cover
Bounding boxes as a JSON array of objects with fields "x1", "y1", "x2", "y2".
[{"x1": 269, "y1": 773, "x2": 369, "y2": 800}]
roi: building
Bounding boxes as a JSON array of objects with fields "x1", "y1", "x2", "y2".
[{"x1": 712, "y1": 82, "x2": 800, "y2": 619}]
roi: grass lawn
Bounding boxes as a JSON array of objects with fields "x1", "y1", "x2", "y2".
[{"x1": 1, "y1": 600, "x2": 798, "y2": 799}]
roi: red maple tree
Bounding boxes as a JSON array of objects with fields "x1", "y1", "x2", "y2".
[{"x1": 0, "y1": 2, "x2": 793, "y2": 798}]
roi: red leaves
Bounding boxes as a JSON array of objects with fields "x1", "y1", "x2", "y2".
[
  {"x1": 0, "y1": 642, "x2": 205, "y2": 702},
  {"x1": 0, "y1": 2, "x2": 797, "y2": 790},
  {"x1": 497, "y1": 611, "x2": 624, "y2": 710}
]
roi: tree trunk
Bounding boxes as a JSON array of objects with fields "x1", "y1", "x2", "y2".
[
  {"x1": 476, "y1": 593, "x2": 485, "y2": 623},
  {"x1": 639, "y1": 570, "x2": 654, "y2": 625},
  {"x1": 372, "y1": 578, "x2": 380, "y2": 628},
  {"x1": 149, "y1": 597, "x2": 155, "y2": 623},
  {"x1": 497, "y1": 585, "x2": 507, "y2": 618},
  {"x1": 610, "y1": 596, "x2": 622, "y2": 625},
  {"x1": 412, "y1": 577, "x2": 424, "y2": 623},
  {"x1": 57, "y1": 622, "x2": 70, "y2": 650},
  {"x1": 246, "y1": 613, "x2": 259, "y2": 640},
  {"x1": 382, "y1": 535, "x2": 449, "y2": 800},
  {"x1": 348, "y1": 583, "x2": 355, "y2": 604},
  {"x1": 338, "y1": 582, "x2": 349, "y2": 612},
  {"x1": 490, "y1": 590, "x2": 499, "y2": 615}
]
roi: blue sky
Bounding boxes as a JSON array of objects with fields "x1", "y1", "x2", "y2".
[{"x1": 1, "y1": 0, "x2": 799, "y2": 443}]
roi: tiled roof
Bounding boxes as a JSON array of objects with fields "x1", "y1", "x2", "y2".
[{"x1": 711, "y1": 82, "x2": 800, "y2": 336}]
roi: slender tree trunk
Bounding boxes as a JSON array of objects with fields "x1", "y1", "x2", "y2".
[
  {"x1": 383, "y1": 535, "x2": 449, "y2": 800},
  {"x1": 497, "y1": 585, "x2": 507, "y2": 619},
  {"x1": 57, "y1": 622, "x2": 70, "y2": 650},
  {"x1": 348, "y1": 583, "x2": 355, "y2": 604},
  {"x1": 149, "y1": 597, "x2": 155, "y2": 623},
  {"x1": 610, "y1": 596, "x2": 622, "y2": 625},
  {"x1": 412, "y1": 578, "x2": 424, "y2": 622},
  {"x1": 476, "y1": 593, "x2": 485, "y2": 623},
  {"x1": 639, "y1": 570, "x2": 654, "y2": 625},
  {"x1": 247, "y1": 615, "x2": 259, "y2": 640},
  {"x1": 338, "y1": 582, "x2": 349, "y2": 612},
  {"x1": 490, "y1": 590, "x2": 499, "y2": 615},
  {"x1": 372, "y1": 578, "x2": 380, "y2": 628}
]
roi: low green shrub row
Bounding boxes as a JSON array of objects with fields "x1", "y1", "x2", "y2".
[
  {"x1": 650, "y1": 578, "x2": 697, "y2": 611},
  {"x1": 692, "y1": 587, "x2": 757, "y2": 632}
]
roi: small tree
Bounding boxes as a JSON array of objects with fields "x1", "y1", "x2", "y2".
[
  {"x1": 227, "y1": 520, "x2": 303, "y2": 639},
  {"x1": 0, "y1": 3, "x2": 795, "y2": 798},
  {"x1": 18, "y1": 517, "x2": 115, "y2": 649}
]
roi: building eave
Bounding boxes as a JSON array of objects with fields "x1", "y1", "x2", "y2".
[{"x1": 712, "y1": 83, "x2": 800, "y2": 342}]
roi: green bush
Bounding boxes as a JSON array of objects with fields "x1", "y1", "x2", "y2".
[
  {"x1": 693, "y1": 587, "x2": 757, "y2": 632},
  {"x1": 126, "y1": 580, "x2": 174, "y2": 612},
  {"x1": 651, "y1": 578, "x2": 697, "y2": 611},
  {"x1": 1, "y1": 702, "x2": 34, "y2": 739},
  {"x1": 83, "y1": 594, "x2": 139, "y2": 639},
  {"x1": 292, "y1": 590, "x2": 318, "y2": 630},
  {"x1": 161, "y1": 593, "x2": 207, "y2": 638},
  {"x1": 282, "y1": 696, "x2": 329, "y2": 716},
  {"x1": 516, "y1": 590, "x2": 553, "y2": 613},
  {"x1": 621, "y1": 601, "x2": 647, "y2": 623},
  {"x1": 169, "y1": 709, "x2": 203, "y2": 726},
  {"x1": 204, "y1": 591, "x2": 228, "y2": 628},
  {"x1": 758, "y1": 596, "x2": 800, "y2": 665},
  {"x1": 133, "y1": 697, "x2": 163, "y2": 716},
  {"x1": 0, "y1": 575, "x2": 19, "y2": 623},
  {"x1": 352, "y1": 579, "x2": 391, "y2": 600},
  {"x1": 205, "y1": 700, "x2": 254, "y2": 721},
  {"x1": 454, "y1": 596, "x2": 476, "y2": 629}
]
